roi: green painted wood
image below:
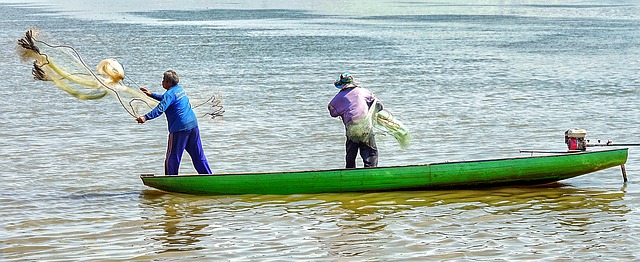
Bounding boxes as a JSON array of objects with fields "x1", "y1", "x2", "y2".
[{"x1": 140, "y1": 148, "x2": 628, "y2": 195}]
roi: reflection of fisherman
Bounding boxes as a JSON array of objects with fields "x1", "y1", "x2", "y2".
[
  {"x1": 136, "y1": 70, "x2": 212, "y2": 175},
  {"x1": 328, "y1": 72, "x2": 383, "y2": 168}
]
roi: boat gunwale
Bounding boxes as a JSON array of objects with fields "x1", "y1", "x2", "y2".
[{"x1": 140, "y1": 148, "x2": 629, "y2": 179}]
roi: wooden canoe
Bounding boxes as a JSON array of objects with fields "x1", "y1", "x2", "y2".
[{"x1": 140, "y1": 148, "x2": 628, "y2": 195}]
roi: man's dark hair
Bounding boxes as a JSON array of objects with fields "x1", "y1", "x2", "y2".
[{"x1": 163, "y1": 70, "x2": 179, "y2": 86}]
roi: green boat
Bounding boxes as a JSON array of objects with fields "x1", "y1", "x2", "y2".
[{"x1": 140, "y1": 148, "x2": 628, "y2": 195}]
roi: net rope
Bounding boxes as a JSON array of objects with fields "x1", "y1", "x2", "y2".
[{"x1": 17, "y1": 29, "x2": 224, "y2": 120}]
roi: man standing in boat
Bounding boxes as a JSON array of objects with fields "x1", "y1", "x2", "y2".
[
  {"x1": 136, "y1": 70, "x2": 212, "y2": 175},
  {"x1": 328, "y1": 72, "x2": 382, "y2": 168}
]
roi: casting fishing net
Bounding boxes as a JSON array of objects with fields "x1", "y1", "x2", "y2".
[
  {"x1": 16, "y1": 29, "x2": 224, "y2": 119},
  {"x1": 375, "y1": 109, "x2": 410, "y2": 149},
  {"x1": 346, "y1": 97, "x2": 410, "y2": 150}
]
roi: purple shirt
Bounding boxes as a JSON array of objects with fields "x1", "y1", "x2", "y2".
[{"x1": 328, "y1": 87, "x2": 375, "y2": 125}]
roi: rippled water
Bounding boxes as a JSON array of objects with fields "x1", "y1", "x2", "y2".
[{"x1": 1, "y1": 0, "x2": 640, "y2": 260}]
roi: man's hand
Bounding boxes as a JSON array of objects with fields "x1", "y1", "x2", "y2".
[
  {"x1": 140, "y1": 87, "x2": 152, "y2": 97},
  {"x1": 136, "y1": 116, "x2": 146, "y2": 124}
]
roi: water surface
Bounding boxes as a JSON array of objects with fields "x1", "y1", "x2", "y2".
[{"x1": 1, "y1": 0, "x2": 639, "y2": 260}]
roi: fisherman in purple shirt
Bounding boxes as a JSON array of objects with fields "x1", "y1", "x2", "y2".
[
  {"x1": 328, "y1": 72, "x2": 382, "y2": 168},
  {"x1": 136, "y1": 70, "x2": 212, "y2": 175}
]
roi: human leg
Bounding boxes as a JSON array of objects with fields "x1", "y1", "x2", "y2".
[
  {"x1": 345, "y1": 138, "x2": 359, "y2": 168},
  {"x1": 165, "y1": 130, "x2": 189, "y2": 175},
  {"x1": 185, "y1": 127, "x2": 212, "y2": 174},
  {"x1": 360, "y1": 136, "x2": 378, "y2": 168}
]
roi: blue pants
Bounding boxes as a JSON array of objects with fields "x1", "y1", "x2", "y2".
[
  {"x1": 345, "y1": 137, "x2": 378, "y2": 168},
  {"x1": 165, "y1": 126, "x2": 212, "y2": 175}
]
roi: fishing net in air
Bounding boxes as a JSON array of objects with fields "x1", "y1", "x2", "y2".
[
  {"x1": 16, "y1": 29, "x2": 224, "y2": 119},
  {"x1": 346, "y1": 97, "x2": 410, "y2": 149}
]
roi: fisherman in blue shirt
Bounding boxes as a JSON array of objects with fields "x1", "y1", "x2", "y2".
[{"x1": 136, "y1": 70, "x2": 212, "y2": 175}]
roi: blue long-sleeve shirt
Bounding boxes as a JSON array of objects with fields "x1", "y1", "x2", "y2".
[{"x1": 144, "y1": 85, "x2": 198, "y2": 132}]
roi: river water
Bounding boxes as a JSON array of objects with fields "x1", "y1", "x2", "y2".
[{"x1": 1, "y1": 0, "x2": 640, "y2": 260}]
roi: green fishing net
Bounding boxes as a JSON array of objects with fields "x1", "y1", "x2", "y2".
[{"x1": 346, "y1": 98, "x2": 410, "y2": 149}]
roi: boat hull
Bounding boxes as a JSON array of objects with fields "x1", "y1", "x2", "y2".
[{"x1": 140, "y1": 148, "x2": 628, "y2": 195}]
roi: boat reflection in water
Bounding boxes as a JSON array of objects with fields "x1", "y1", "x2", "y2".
[{"x1": 137, "y1": 184, "x2": 630, "y2": 260}]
